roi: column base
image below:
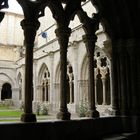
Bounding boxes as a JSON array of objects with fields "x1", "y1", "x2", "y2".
[
  {"x1": 20, "y1": 113, "x2": 37, "y2": 122},
  {"x1": 86, "y1": 109, "x2": 100, "y2": 118},
  {"x1": 56, "y1": 111, "x2": 71, "y2": 120}
]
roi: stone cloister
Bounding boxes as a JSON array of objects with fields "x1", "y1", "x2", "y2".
[
  {"x1": 0, "y1": 0, "x2": 113, "y2": 121},
  {"x1": 1, "y1": 0, "x2": 140, "y2": 139}
]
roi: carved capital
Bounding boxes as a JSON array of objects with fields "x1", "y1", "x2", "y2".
[{"x1": 21, "y1": 19, "x2": 40, "y2": 45}]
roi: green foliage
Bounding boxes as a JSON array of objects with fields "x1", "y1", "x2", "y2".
[
  {"x1": 77, "y1": 100, "x2": 88, "y2": 117},
  {"x1": 35, "y1": 102, "x2": 49, "y2": 115}
]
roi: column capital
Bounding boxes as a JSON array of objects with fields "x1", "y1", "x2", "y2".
[
  {"x1": 21, "y1": 19, "x2": 40, "y2": 45},
  {"x1": 21, "y1": 19, "x2": 40, "y2": 30},
  {"x1": 55, "y1": 27, "x2": 71, "y2": 38},
  {"x1": 17, "y1": 0, "x2": 47, "y2": 20}
]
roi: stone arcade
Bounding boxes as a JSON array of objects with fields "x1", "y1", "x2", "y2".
[{"x1": 0, "y1": 0, "x2": 140, "y2": 139}]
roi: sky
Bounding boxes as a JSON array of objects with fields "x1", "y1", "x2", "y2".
[{"x1": 1, "y1": 0, "x2": 23, "y2": 14}]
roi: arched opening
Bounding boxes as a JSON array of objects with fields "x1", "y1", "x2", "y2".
[
  {"x1": 1, "y1": 83, "x2": 12, "y2": 100},
  {"x1": 38, "y1": 63, "x2": 50, "y2": 102}
]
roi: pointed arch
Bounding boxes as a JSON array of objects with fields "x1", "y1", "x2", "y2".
[
  {"x1": 54, "y1": 60, "x2": 74, "y2": 104},
  {"x1": 80, "y1": 45, "x2": 111, "y2": 105},
  {"x1": 38, "y1": 63, "x2": 50, "y2": 102},
  {"x1": 38, "y1": 63, "x2": 50, "y2": 85},
  {"x1": 0, "y1": 73, "x2": 14, "y2": 87}
]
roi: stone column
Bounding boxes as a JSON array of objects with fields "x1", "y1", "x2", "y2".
[
  {"x1": 73, "y1": 42, "x2": 79, "y2": 108},
  {"x1": 77, "y1": 9, "x2": 100, "y2": 118},
  {"x1": 83, "y1": 34, "x2": 100, "y2": 118},
  {"x1": 111, "y1": 39, "x2": 121, "y2": 116},
  {"x1": 33, "y1": 59, "x2": 37, "y2": 102},
  {"x1": 20, "y1": 19, "x2": 40, "y2": 122},
  {"x1": 55, "y1": 27, "x2": 71, "y2": 120},
  {"x1": 17, "y1": 0, "x2": 47, "y2": 122},
  {"x1": 94, "y1": 79, "x2": 98, "y2": 105}
]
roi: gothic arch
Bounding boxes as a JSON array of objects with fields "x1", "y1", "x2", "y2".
[
  {"x1": 55, "y1": 60, "x2": 74, "y2": 104},
  {"x1": 0, "y1": 72, "x2": 15, "y2": 87},
  {"x1": 80, "y1": 45, "x2": 111, "y2": 105},
  {"x1": 38, "y1": 63, "x2": 50, "y2": 85},
  {"x1": 38, "y1": 63, "x2": 50, "y2": 102}
]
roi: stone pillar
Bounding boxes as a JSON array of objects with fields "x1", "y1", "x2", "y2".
[
  {"x1": 83, "y1": 34, "x2": 99, "y2": 118},
  {"x1": 77, "y1": 9, "x2": 100, "y2": 118},
  {"x1": 44, "y1": 82, "x2": 47, "y2": 101},
  {"x1": 111, "y1": 39, "x2": 122, "y2": 116},
  {"x1": 73, "y1": 42, "x2": 79, "y2": 108},
  {"x1": 94, "y1": 79, "x2": 98, "y2": 105},
  {"x1": 16, "y1": 0, "x2": 48, "y2": 122},
  {"x1": 20, "y1": 19, "x2": 40, "y2": 122},
  {"x1": 33, "y1": 59, "x2": 37, "y2": 102},
  {"x1": 55, "y1": 27, "x2": 71, "y2": 120}
]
